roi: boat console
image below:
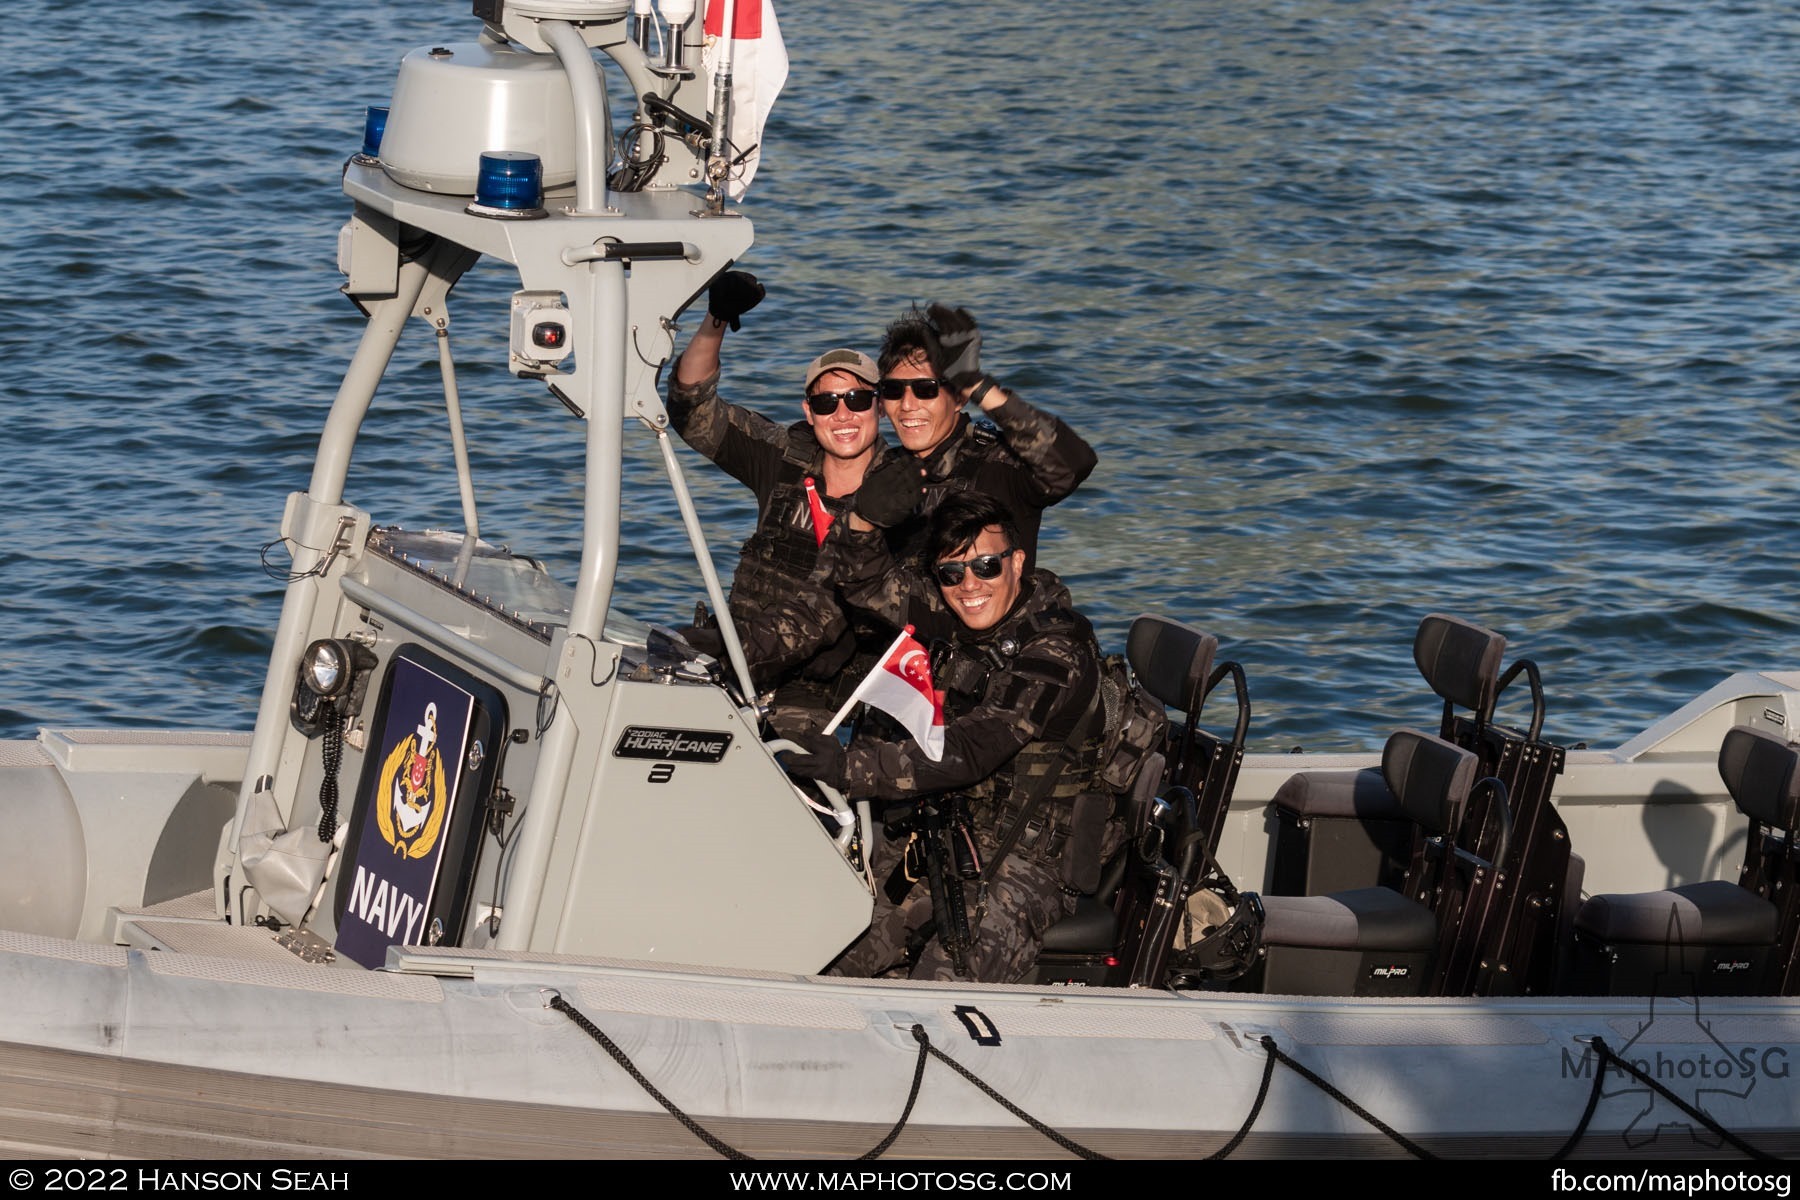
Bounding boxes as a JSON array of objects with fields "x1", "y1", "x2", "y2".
[{"x1": 217, "y1": 0, "x2": 872, "y2": 975}]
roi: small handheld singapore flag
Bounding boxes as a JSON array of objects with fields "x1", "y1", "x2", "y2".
[{"x1": 825, "y1": 626, "x2": 945, "y2": 760}]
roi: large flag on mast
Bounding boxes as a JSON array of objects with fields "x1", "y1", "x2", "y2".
[
  {"x1": 703, "y1": 0, "x2": 789, "y2": 200},
  {"x1": 825, "y1": 626, "x2": 946, "y2": 761}
]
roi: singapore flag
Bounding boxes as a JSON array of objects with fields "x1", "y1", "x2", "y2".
[
  {"x1": 702, "y1": 0, "x2": 789, "y2": 200},
  {"x1": 827, "y1": 626, "x2": 945, "y2": 760}
]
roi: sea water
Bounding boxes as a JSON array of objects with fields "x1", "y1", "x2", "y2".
[{"x1": 2, "y1": 0, "x2": 1797, "y2": 751}]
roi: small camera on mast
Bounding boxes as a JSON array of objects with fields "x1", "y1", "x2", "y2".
[{"x1": 509, "y1": 290, "x2": 573, "y2": 375}]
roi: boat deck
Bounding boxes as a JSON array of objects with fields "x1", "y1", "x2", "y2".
[{"x1": 111, "y1": 892, "x2": 344, "y2": 970}]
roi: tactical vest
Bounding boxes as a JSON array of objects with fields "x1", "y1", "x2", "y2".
[
  {"x1": 918, "y1": 421, "x2": 1001, "y2": 525},
  {"x1": 733, "y1": 430, "x2": 885, "y2": 709},
  {"x1": 888, "y1": 421, "x2": 1004, "y2": 567},
  {"x1": 734, "y1": 426, "x2": 832, "y2": 597},
  {"x1": 932, "y1": 603, "x2": 1108, "y2": 871}
]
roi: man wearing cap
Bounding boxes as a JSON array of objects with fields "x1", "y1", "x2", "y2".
[{"x1": 665, "y1": 270, "x2": 893, "y2": 736}]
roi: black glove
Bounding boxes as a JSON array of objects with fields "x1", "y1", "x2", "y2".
[
  {"x1": 776, "y1": 731, "x2": 846, "y2": 787},
  {"x1": 925, "y1": 302, "x2": 984, "y2": 393},
  {"x1": 673, "y1": 623, "x2": 724, "y2": 658},
  {"x1": 853, "y1": 455, "x2": 926, "y2": 529},
  {"x1": 708, "y1": 270, "x2": 765, "y2": 332}
]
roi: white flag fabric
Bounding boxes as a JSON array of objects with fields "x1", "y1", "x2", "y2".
[
  {"x1": 826, "y1": 626, "x2": 946, "y2": 761},
  {"x1": 702, "y1": 0, "x2": 789, "y2": 200}
]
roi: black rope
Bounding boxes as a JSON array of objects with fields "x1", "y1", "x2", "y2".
[
  {"x1": 1259, "y1": 1035, "x2": 1439, "y2": 1159},
  {"x1": 609, "y1": 121, "x2": 666, "y2": 193},
  {"x1": 1581, "y1": 1036, "x2": 1774, "y2": 1161},
  {"x1": 316, "y1": 709, "x2": 343, "y2": 842},
  {"x1": 550, "y1": 992, "x2": 933, "y2": 1160},
  {"x1": 859, "y1": 1026, "x2": 932, "y2": 1160},
  {"x1": 550, "y1": 992, "x2": 750, "y2": 1159},
  {"x1": 1546, "y1": 1037, "x2": 1615, "y2": 1160},
  {"x1": 909, "y1": 1025, "x2": 1107, "y2": 1160},
  {"x1": 1206, "y1": 1033, "x2": 1279, "y2": 1159},
  {"x1": 535, "y1": 678, "x2": 558, "y2": 737},
  {"x1": 548, "y1": 995, "x2": 1773, "y2": 1163}
]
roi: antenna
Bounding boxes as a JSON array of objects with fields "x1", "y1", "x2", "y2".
[
  {"x1": 651, "y1": 0, "x2": 697, "y2": 78},
  {"x1": 630, "y1": 0, "x2": 656, "y2": 53}
]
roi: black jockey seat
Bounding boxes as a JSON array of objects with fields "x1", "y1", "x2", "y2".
[
  {"x1": 1267, "y1": 613, "x2": 1579, "y2": 996},
  {"x1": 1033, "y1": 614, "x2": 1252, "y2": 988},
  {"x1": 1247, "y1": 729, "x2": 1485, "y2": 997},
  {"x1": 1570, "y1": 725, "x2": 1800, "y2": 997},
  {"x1": 1132, "y1": 614, "x2": 1249, "y2": 858},
  {"x1": 1035, "y1": 843, "x2": 1135, "y2": 963},
  {"x1": 1269, "y1": 614, "x2": 1506, "y2": 897}
]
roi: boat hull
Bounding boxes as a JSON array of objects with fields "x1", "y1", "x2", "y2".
[
  {"x1": 3, "y1": 924, "x2": 1796, "y2": 1160},
  {"x1": 6, "y1": 683, "x2": 1800, "y2": 1161}
]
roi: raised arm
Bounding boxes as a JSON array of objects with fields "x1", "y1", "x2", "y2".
[
  {"x1": 673, "y1": 314, "x2": 727, "y2": 388},
  {"x1": 665, "y1": 272, "x2": 783, "y2": 489},
  {"x1": 977, "y1": 387, "x2": 1097, "y2": 506},
  {"x1": 673, "y1": 270, "x2": 764, "y2": 386},
  {"x1": 927, "y1": 303, "x2": 1097, "y2": 506}
]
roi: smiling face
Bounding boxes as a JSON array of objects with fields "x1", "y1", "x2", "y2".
[
  {"x1": 934, "y1": 524, "x2": 1024, "y2": 632},
  {"x1": 802, "y1": 368, "x2": 880, "y2": 461},
  {"x1": 881, "y1": 349, "x2": 960, "y2": 457}
]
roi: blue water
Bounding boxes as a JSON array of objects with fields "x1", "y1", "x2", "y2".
[{"x1": 3, "y1": 0, "x2": 1798, "y2": 752}]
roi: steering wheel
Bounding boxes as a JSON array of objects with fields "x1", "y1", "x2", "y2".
[{"x1": 764, "y1": 737, "x2": 858, "y2": 856}]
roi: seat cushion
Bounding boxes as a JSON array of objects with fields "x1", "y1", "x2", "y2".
[
  {"x1": 1271, "y1": 767, "x2": 1407, "y2": 821},
  {"x1": 1126, "y1": 615, "x2": 1217, "y2": 714},
  {"x1": 1413, "y1": 613, "x2": 1505, "y2": 718},
  {"x1": 1260, "y1": 886, "x2": 1437, "y2": 952},
  {"x1": 1574, "y1": 879, "x2": 1777, "y2": 947},
  {"x1": 1718, "y1": 725, "x2": 1800, "y2": 832},
  {"x1": 1039, "y1": 895, "x2": 1117, "y2": 954}
]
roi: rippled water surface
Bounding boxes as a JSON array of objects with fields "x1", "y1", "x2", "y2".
[{"x1": 3, "y1": 0, "x2": 1798, "y2": 751}]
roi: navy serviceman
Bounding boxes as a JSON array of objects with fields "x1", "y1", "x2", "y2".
[
  {"x1": 872, "y1": 304, "x2": 1096, "y2": 571},
  {"x1": 666, "y1": 271, "x2": 892, "y2": 736},
  {"x1": 779, "y1": 493, "x2": 1115, "y2": 983}
]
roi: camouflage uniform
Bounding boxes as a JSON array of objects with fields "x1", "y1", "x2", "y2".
[
  {"x1": 884, "y1": 391, "x2": 1097, "y2": 572},
  {"x1": 667, "y1": 368, "x2": 885, "y2": 735},
  {"x1": 826, "y1": 564, "x2": 1109, "y2": 983},
  {"x1": 827, "y1": 388, "x2": 1098, "y2": 747}
]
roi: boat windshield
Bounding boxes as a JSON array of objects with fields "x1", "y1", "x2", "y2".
[{"x1": 365, "y1": 527, "x2": 661, "y2": 650}]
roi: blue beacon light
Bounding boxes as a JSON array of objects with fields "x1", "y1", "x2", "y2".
[
  {"x1": 354, "y1": 105, "x2": 388, "y2": 165},
  {"x1": 468, "y1": 151, "x2": 547, "y2": 219}
]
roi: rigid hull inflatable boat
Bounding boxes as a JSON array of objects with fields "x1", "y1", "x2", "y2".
[{"x1": 2, "y1": 0, "x2": 1797, "y2": 1161}]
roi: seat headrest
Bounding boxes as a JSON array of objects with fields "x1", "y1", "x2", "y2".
[
  {"x1": 1718, "y1": 725, "x2": 1800, "y2": 833},
  {"x1": 1413, "y1": 613, "x2": 1506, "y2": 718},
  {"x1": 1127, "y1": 614, "x2": 1218, "y2": 714},
  {"x1": 1381, "y1": 728, "x2": 1478, "y2": 836}
]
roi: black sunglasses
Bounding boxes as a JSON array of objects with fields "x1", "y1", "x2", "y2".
[
  {"x1": 805, "y1": 388, "x2": 878, "y2": 415},
  {"x1": 932, "y1": 549, "x2": 1013, "y2": 587},
  {"x1": 877, "y1": 377, "x2": 947, "y2": 402}
]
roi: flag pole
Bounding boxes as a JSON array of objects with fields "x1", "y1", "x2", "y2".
[
  {"x1": 822, "y1": 625, "x2": 913, "y2": 735},
  {"x1": 706, "y1": 0, "x2": 739, "y2": 209}
]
